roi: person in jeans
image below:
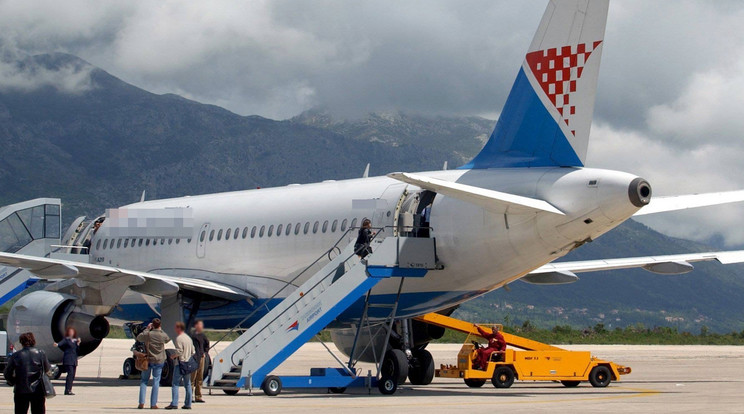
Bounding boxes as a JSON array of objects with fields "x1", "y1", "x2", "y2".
[
  {"x1": 190, "y1": 320, "x2": 209, "y2": 403},
  {"x1": 54, "y1": 327, "x2": 80, "y2": 395},
  {"x1": 4, "y1": 332, "x2": 51, "y2": 414},
  {"x1": 166, "y1": 322, "x2": 194, "y2": 410},
  {"x1": 136, "y1": 318, "x2": 171, "y2": 409}
]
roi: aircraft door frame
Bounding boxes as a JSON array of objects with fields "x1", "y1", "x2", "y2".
[{"x1": 196, "y1": 223, "x2": 210, "y2": 258}]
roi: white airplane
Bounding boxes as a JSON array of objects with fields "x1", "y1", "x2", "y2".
[{"x1": 2, "y1": 0, "x2": 744, "y2": 386}]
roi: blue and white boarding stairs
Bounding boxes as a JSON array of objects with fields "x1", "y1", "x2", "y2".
[{"x1": 209, "y1": 235, "x2": 439, "y2": 396}]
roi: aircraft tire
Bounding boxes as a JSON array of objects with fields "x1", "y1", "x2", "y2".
[
  {"x1": 382, "y1": 349, "x2": 409, "y2": 385},
  {"x1": 408, "y1": 349, "x2": 435, "y2": 385}
]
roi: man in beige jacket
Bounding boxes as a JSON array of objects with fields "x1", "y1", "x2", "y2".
[
  {"x1": 136, "y1": 318, "x2": 170, "y2": 409},
  {"x1": 165, "y1": 322, "x2": 194, "y2": 410}
]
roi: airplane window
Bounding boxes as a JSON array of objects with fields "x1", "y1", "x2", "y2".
[
  {"x1": 351, "y1": 218, "x2": 358, "y2": 229},
  {"x1": 117, "y1": 239, "x2": 122, "y2": 248},
  {"x1": 259, "y1": 226, "x2": 265, "y2": 237},
  {"x1": 242, "y1": 227, "x2": 248, "y2": 239},
  {"x1": 332, "y1": 220, "x2": 338, "y2": 232},
  {"x1": 234, "y1": 228, "x2": 240, "y2": 239},
  {"x1": 225, "y1": 228, "x2": 231, "y2": 240},
  {"x1": 251, "y1": 226, "x2": 257, "y2": 238},
  {"x1": 124, "y1": 239, "x2": 129, "y2": 248},
  {"x1": 175, "y1": 238, "x2": 180, "y2": 244},
  {"x1": 200, "y1": 231, "x2": 206, "y2": 242},
  {"x1": 286, "y1": 223, "x2": 291, "y2": 236},
  {"x1": 218, "y1": 229, "x2": 224, "y2": 241},
  {"x1": 341, "y1": 219, "x2": 348, "y2": 231},
  {"x1": 160, "y1": 238, "x2": 165, "y2": 245},
  {"x1": 209, "y1": 230, "x2": 215, "y2": 241},
  {"x1": 187, "y1": 238, "x2": 191, "y2": 243},
  {"x1": 294, "y1": 223, "x2": 301, "y2": 235},
  {"x1": 303, "y1": 222, "x2": 309, "y2": 234},
  {"x1": 96, "y1": 240, "x2": 102, "y2": 250},
  {"x1": 146, "y1": 239, "x2": 150, "y2": 246},
  {"x1": 276, "y1": 224, "x2": 283, "y2": 237},
  {"x1": 168, "y1": 239, "x2": 173, "y2": 245},
  {"x1": 103, "y1": 239, "x2": 108, "y2": 250},
  {"x1": 322, "y1": 220, "x2": 328, "y2": 233},
  {"x1": 313, "y1": 221, "x2": 319, "y2": 234},
  {"x1": 138, "y1": 239, "x2": 143, "y2": 247},
  {"x1": 268, "y1": 225, "x2": 274, "y2": 237}
]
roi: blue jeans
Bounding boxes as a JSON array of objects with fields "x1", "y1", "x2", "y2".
[
  {"x1": 171, "y1": 362, "x2": 192, "y2": 408},
  {"x1": 139, "y1": 362, "x2": 164, "y2": 407}
]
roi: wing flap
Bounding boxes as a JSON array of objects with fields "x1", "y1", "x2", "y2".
[
  {"x1": 0, "y1": 252, "x2": 249, "y2": 300},
  {"x1": 388, "y1": 172, "x2": 564, "y2": 215}
]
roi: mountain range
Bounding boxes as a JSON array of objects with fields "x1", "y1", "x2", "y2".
[{"x1": 1, "y1": 53, "x2": 743, "y2": 333}]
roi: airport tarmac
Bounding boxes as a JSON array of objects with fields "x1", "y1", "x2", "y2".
[{"x1": 0, "y1": 339, "x2": 741, "y2": 413}]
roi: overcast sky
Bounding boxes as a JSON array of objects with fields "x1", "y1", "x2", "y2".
[{"x1": 2, "y1": 0, "x2": 744, "y2": 246}]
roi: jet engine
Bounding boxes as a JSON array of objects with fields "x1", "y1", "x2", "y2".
[{"x1": 7, "y1": 291, "x2": 110, "y2": 363}]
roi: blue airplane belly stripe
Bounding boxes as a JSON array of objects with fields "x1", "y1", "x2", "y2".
[{"x1": 462, "y1": 68, "x2": 583, "y2": 169}]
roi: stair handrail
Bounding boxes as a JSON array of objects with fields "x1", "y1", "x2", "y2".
[
  {"x1": 209, "y1": 226, "x2": 385, "y2": 353},
  {"x1": 224, "y1": 227, "x2": 386, "y2": 367}
]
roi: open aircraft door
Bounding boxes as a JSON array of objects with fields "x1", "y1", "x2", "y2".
[{"x1": 372, "y1": 183, "x2": 408, "y2": 235}]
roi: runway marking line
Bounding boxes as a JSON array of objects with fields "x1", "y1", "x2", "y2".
[{"x1": 0, "y1": 386, "x2": 661, "y2": 410}]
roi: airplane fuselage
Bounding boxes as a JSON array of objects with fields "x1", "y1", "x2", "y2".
[{"x1": 94, "y1": 167, "x2": 646, "y2": 328}]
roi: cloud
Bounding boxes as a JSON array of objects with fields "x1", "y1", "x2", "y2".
[
  {"x1": 2, "y1": 0, "x2": 744, "y2": 245},
  {"x1": 0, "y1": 50, "x2": 95, "y2": 93}
]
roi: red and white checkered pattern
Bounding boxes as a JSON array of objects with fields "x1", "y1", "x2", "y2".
[{"x1": 525, "y1": 41, "x2": 602, "y2": 136}]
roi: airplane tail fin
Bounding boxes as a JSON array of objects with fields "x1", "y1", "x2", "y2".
[{"x1": 463, "y1": 0, "x2": 609, "y2": 169}]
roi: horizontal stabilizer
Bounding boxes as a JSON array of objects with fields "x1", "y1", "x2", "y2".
[
  {"x1": 531, "y1": 250, "x2": 744, "y2": 275},
  {"x1": 388, "y1": 172, "x2": 564, "y2": 215},
  {"x1": 634, "y1": 189, "x2": 744, "y2": 216}
]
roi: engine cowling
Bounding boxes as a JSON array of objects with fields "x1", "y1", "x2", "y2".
[
  {"x1": 7, "y1": 291, "x2": 110, "y2": 363},
  {"x1": 331, "y1": 319, "x2": 446, "y2": 363}
]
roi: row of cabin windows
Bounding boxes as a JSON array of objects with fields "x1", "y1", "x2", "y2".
[
  {"x1": 201, "y1": 218, "x2": 359, "y2": 243},
  {"x1": 96, "y1": 236, "x2": 191, "y2": 250},
  {"x1": 95, "y1": 218, "x2": 361, "y2": 250}
]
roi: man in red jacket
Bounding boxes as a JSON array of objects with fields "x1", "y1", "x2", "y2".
[{"x1": 474, "y1": 325, "x2": 506, "y2": 369}]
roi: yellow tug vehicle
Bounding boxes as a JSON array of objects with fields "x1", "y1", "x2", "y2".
[{"x1": 415, "y1": 313, "x2": 631, "y2": 389}]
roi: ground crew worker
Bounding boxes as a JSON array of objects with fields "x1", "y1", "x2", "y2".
[{"x1": 474, "y1": 324, "x2": 506, "y2": 369}]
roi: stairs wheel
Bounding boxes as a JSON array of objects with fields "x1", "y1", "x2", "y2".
[
  {"x1": 222, "y1": 389, "x2": 240, "y2": 396},
  {"x1": 378, "y1": 375, "x2": 397, "y2": 395},
  {"x1": 328, "y1": 387, "x2": 346, "y2": 394},
  {"x1": 122, "y1": 358, "x2": 138, "y2": 377},
  {"x1": 408, "y1": 349, "x2": 435, "y2": 385},
  {"x1": 382, "y1": 349, "x2": 409, "y2": 385},
  {"x1": 262, "y1": 375, "x2": 283, "y2": 396}
]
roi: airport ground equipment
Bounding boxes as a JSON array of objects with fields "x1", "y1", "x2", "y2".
[
  {"x1": 415, "y1": 313, "x2": 631, "y2": 389},
  {"x1": 210, "y1": 234, "x2": 438, "y2": 396}
]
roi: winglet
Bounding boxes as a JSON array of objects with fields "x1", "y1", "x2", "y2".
[{"x1": 362, "y1": 163, "x2": 370, "y2": 179}]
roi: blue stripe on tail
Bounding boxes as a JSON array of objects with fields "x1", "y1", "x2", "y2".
[{"x1": 462, "y1": 68, "x2": 583, "y2": 169}]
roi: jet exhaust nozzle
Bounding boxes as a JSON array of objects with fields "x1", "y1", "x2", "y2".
[{"x1": 629, "y1": 178, "x2": 652, "y2": 207}]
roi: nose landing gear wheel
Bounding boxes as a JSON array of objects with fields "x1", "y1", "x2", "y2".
[{"x1": 588, "y1": 366, "x2": 612, "y2": 388}]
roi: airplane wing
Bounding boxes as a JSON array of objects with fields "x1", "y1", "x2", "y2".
[
  {"x1": 0, "y1": 252, "x2": 250, "y2": 301},
  {"x1": 526, "y1": 250, "x2": 744, "y2": 284},
  {"x1": 388, "y1": 172, "x2": 564, "y2": 215},
  {"x1": 634, "y1": 190, "x2": 744, "y2": 215}
]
